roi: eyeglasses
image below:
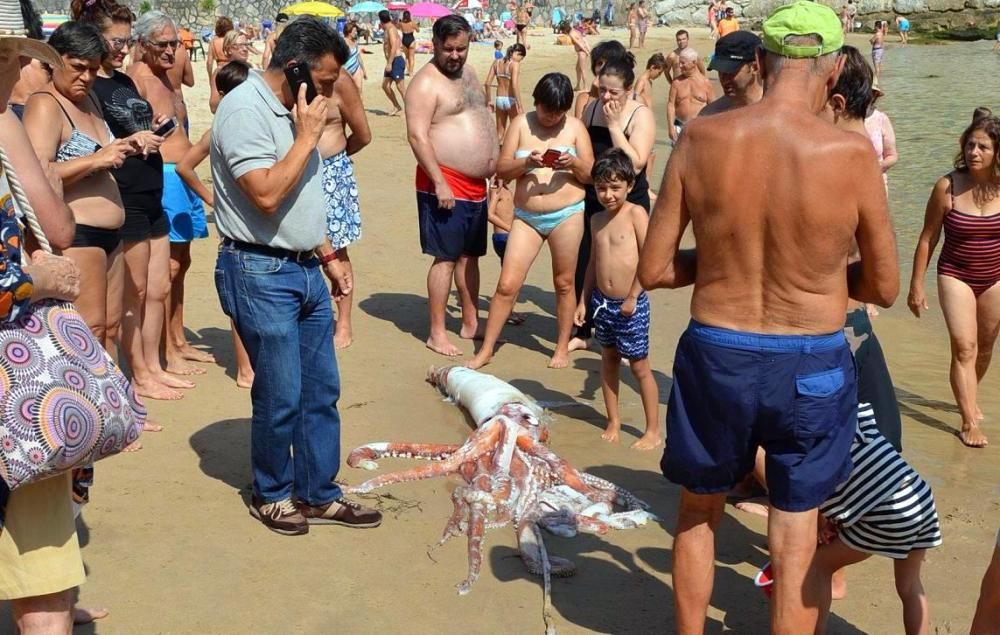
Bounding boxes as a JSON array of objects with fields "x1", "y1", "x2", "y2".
[
  {"x1": 147, "y1": 39, "x2": 180, "y2": 50},
  {"x1": 106, "y1": 37, "x2": 134, "y2": 51}
]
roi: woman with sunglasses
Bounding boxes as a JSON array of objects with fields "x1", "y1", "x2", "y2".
[
  {"x1": 73, "y1": 0, "x2": 184, "y2": 405},
  {"x1": 208, "y1": 30, "x2": 250, "y2": 112}
]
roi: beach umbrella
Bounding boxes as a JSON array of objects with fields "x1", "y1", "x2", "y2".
[
  {"x1": 387, "y1": 2, "x2": 410, "y2": 10},
  {"x1": 408, "y1": 2, "x2": 452, "y2": 18},
  {"x1": 281, "y1": 1, "x2": 345, "y2": 18},
  {"x1": 350, "y1": 1, "x2": 387, "y2": 12},
  {"x1": 40, "y1": 13, "x2": 69, "y2": 38}
]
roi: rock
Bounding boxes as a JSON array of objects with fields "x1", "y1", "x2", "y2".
[
  {"x1": 892, "y1": 0, "x2": 929, "y2": 12},
  {"x1": 964, "y1": 0, "x2": 984, "y2": 9},
  {"x1": 926, "y1": 0, "x2": 968, "y2": 10}
]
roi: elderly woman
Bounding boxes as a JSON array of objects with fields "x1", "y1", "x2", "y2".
[
  {"x1": 570, "y1": 54, "x2": 655, "y2": 351},
  {"x1": 908, "y1": 111, "x2": 1000, "y2": 448},
  {"x1": 22, "y1": 21, "x2": 140, "y2": 353},
  {"x1": 468, "y1": 73, "x2": 595, "y2": 370},
  {"x1": 0, "y1": 12, "x2": 85, "y2": 633},
  {"x1": 209, "y1": 29, "x2": 250, "y2": 112}
]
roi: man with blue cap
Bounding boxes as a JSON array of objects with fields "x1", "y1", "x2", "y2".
[{"x1": 639, "y1": 2, "x2": 900, "y2": 633}]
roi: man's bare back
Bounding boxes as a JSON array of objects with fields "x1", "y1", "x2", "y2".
[
  {"x1": 649, "y1": 101, "x2": 898, "y2": 334},
  {"x1": 408, "y1": 62, "x2": 497, "y2": 178},
  {"x1": 131, "y1": 61, "x2": 191, "y2": 163},
  {"x1": 670, "y1": 73, "x2": 713, "y2": 123}
]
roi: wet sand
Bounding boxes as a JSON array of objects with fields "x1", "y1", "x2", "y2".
[{"x1": 28, "y1": 27, "x2": 998, "y2": 634}]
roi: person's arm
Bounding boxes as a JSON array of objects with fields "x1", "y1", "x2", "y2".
[
  {"x1": 22, "y1": 94, "x2": 130, "y2": 186},
  {"x1": 511, "y1": 61, "x2": 524, "y2": 115},
  {"x1": 182, "y1": 47, "x2": 195, "y2": 87},
  {"x1": 483, "y1": 61, "x2": 497, "y2": 108},
  {"x1": 666, "y1": 81, "x2": 679, "y2": 141},
  {"x1": 907, "y1": 176, "x2": 949, "y2": 317},
  {"x1": 176, "y1": 131, "x2": 213, "y2": 208},
  {"x1": 638, "y1": 135, "x2": 696, "y2": 290},
  {"x1": 879, "y1": 115, "x2": 898, "y2": 173},
  {"x1": 574, "y1": 218, "x2": 598, "y2": 326},
  {"x1": 209, "y1": 69, "x2": 222, "y2": 113},
  {"x1": 262, "y1": 37, "x2": 273, "y2": 69},
  {"x1": 229, "y1": 86, "x2": 328, "y2": 215},
  {"x1": 697, "y1": 56, "x2": 707, "y2": 76},
  {"x1": 404, "y1": 76, "x2": 458, "y2": 207},
  {"x1": 607, "y1": 101, "x2": 654, "y2": 171},
  {"x1": 336, "y1": 76, "x2": 372, "y2": 156},
  {"x1": 487, "y1": 190, "x2": 512, "y2": 232},
  {"x1": 574, "y1": 91, "x2": 590, "y2": 119},
  {"x1": 359, "y1": 49, "x2": 368, "y2": 79},
  {"x1": 846, "y1": 143, "x2": 899, "y2": 307},
  {"x1": 620, "y1": 205, "x2": 649, "y2": 316},
  {"x1": 0, "y1": 110, "x2": 74, "y2": 249},
  {"x1": 206, "y1": 40, "x2": 215, "y2": 79}
]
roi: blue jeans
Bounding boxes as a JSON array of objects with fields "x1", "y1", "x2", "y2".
[{"x1": 215, "y1": 244, "x2": 342, "y2": 505}]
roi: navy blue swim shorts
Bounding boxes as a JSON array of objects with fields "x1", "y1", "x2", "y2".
[
  {"x1": 592, "y1": 288, "x2": 650, "y2": 360},
  {"x1": 416, "y1": 165, "x2": 487, "y2": 261},
  {"x1": 662, "y1": 320, "x2": 857, "y2": 512}
]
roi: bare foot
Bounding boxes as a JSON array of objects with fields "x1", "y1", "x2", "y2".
[
  {"x1": 73, "y1": 607, "x2": 109, "y2": 625},
  {"x1": 156, "y1": 372, "x2": 195, "y2": 390},
  {"x1": 133, "y1": 381, "x2": 183, "y2": 401},
  {"x1": 567, "y1": 337, "x2": 590, "y2": 353},
  {"x1": 179, "y1": 345, "x2": 216, "y2": 364},
  {"x1": 143, "y1": 420, "x2": 164, "y2": 432},
  {"x1": 506, "y1": 312, "x2": 525, "y2": 326},
  {"x1": 236, "y1": 372, "x2": 254, "y2": 389},
  {"x1": 426, "y1": 335, "x2": 462, "y2": 357},
  {"x1": 459, "y1": 323, "x2": 486, "y2": 340},
  {"x1": 166, "y1": 359, "x2": 207, "y2": 376},
  {"x1": 631, "y1": 433, "x2": 663, "y2": 451},
  {"x1": 548, "y1": 351, "x2": 570, "y2": 369},
  {"x1": 734, "y1": 501, "x2": 770, "y2": 518},
  {"x1": 865, "y1": 304, "x2": 880, "y2": 318},
  {"x1": 388, "y1": 108, "x2": 402, "y2": 117},
  {"x1": 601, "y1": 422, "x2": 620, "y2": 443},
  {"x1": 831, "y1": 573, "x2": 848, "y2": 600},
  {"x1": 464, "y1": 351, "x2": 492, "y2": 370},
  {"x1": 334, "y1": 329, "x2": 353, "y2": 349},
  {"x1": 959, "y1": 423, "x2": 989, "y2": 448},
  {"x1": 123, "y1": 440, "x2": 142, "y2": 452}
]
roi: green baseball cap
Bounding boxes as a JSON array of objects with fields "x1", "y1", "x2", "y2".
[{"x1": 762, "y1": 1, "x2": 844, "y2": 58}]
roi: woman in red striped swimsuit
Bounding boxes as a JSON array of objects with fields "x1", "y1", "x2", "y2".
[{"x1": 908, "y1": 112, "x2": 1000, "y2": 448}]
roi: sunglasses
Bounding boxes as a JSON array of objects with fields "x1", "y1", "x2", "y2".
[
  {"x1": 147, "y1": 39, "x2": 180, "y2": 50},
  {"x1": 106, "y1": 37, "x2": 135, "y2": 51}
]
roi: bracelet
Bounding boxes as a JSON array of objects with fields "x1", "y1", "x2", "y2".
[{"x1": 318, "y1": 251, "x2": 338, "y2": 265}]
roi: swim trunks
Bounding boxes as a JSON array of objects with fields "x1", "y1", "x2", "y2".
[
  {"x1": 663, "y1": 320, "x2": 857, "y2": 512},
  {"x1": 120, "y1": 190, "x2": 170, "y2": 243},
  {"x1": 384, "y1": 55, "x2": 406, "y2": 80},
  {"x1": 492, "y1": 231, "x2": 508, "y2": 262},
  {"x1": 162, "y1": 163, "x2": 209, "y2": 243},
  {"x1": 899, "y1": 19, "x2": 910, "y2": 31},
  {"x1": 591, "y1": 288, "x2": 650, "y2": 360},
  {"x1": 416, "y1": 164, "x2": 488, "y2": 261},
  {"x1": 872, "y1": 46, "x2": 885, "y2": 65},
  {"x1": 322, "y1": 150, "x2": 362, "y2": 250}
]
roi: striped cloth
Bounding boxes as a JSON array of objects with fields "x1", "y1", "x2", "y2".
[{"x1": 821, "y1": 403, "x2": 943, "y2": 559}]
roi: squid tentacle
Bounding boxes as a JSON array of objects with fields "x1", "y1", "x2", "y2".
[{"x1": 347, "y1": 442, "x2": 462, "y2": 470}]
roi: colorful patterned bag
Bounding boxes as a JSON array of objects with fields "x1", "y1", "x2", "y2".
[{"x1": 0, "y1": 147, "x2": 144, "y2": 490}]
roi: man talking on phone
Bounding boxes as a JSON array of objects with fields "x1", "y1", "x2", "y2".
[{"x1": 210, "y1": 17, "x2": 382, "y2": 535}]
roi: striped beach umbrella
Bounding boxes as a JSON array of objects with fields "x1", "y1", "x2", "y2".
[{"x1": 40, "y1": 13, "x2": 69, "y2": 39}]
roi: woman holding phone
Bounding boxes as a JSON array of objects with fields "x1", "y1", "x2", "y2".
[
  {"x1": 73, "y1": 0, "x2": 184, "y2": 405},
  {"x1": 467, "y1": 73, "x2": 594, "y2": 370}
]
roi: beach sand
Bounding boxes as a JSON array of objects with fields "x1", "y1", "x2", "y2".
[{"x1": 20, "y1": 26, "x2": 997, "y2": 634}]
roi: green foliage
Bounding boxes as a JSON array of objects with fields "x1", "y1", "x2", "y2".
[
  {"x1": 200, "y1": 0, "x2": 216, "y2": 12},
  {"x1": 138, "y1": 0, "x2": 152, "y2": 14}
]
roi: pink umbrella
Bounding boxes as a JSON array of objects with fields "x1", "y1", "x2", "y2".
[
  {"x1": 387, "y1": 1, "x2": 409, "y2": 9},
  {"x1": 408, "y1": 2, "x2": 452, "y2": 18}
]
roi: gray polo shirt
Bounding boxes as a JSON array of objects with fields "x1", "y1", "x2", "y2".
[{"x1": 209, "y1": 71, "x2": 325, "y2": 252}]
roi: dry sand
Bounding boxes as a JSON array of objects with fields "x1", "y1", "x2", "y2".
[{"x1": 16, "y1": 26, "x2": 997, "y2": 635}]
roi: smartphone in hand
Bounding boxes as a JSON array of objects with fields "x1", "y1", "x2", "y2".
[
  {"x1": 284, "y1": 61, "x2": 317, "y2": 103},
  {"x1": 152, "y1": 117, "x2": 178, "y2": 137},
  {"x1": 541, "y1": 149, "x2": 562, "y2": 167}
]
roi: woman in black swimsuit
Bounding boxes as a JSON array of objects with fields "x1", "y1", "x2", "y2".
[
  {"x1": 400, "y1": 10, "x2": 418, "y2": 76},
  {"x1": 570, "y1": 55, "x2": 656, "y2": 350}
]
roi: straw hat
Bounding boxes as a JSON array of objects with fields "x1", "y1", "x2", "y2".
[{"x1": 0, "y1": 0, "x2": 62, "y2": 67}]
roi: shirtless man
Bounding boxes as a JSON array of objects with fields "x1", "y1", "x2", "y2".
[
  {"x1": 562, "y1": 22, "x2": 590, "y2": 91},
  {"x1": 262, "y1": 12, "x2": 288, "y2": 69},
  {"x1": 666, "y1": 48, "x2": 713, "y2": 142},
  {"x1": 665, "y1": 29, "x2": 706, "y2": 82},
  {"x1": 633, "y1": 53, "x2": 667, "y2": 108},
  {"x1": 165, "y1": 32, "x2": 194, "y2": 134},
  {"x1": 130, "y1": 11, "x2": 211, "y2": 378},
  {"x1": 379, "y1": 10, "x2": 406, "y2": 116},
  {"x1": 699, "y1": 31, "x2": 763, "y2": 116},
  {"x1": 406, "y1": 15, "x2": 499, "y2": 356},
  {"x1": 638, "y1": 3, "x2": 899, "y2": 633}
]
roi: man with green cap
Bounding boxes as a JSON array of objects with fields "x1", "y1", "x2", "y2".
[{"x1": 638, "y1": 2, "x2": 899, "y2": 633}]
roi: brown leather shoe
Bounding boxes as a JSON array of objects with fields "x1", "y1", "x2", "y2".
[
  {"x1": 249, "y1": 496, "x2": 308, "y2": 536},
  {"x1": 297, "y1": 497, "x2": 382, "y2": 528}
]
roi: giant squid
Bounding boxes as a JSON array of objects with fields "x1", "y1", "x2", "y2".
[{"x1": 345, "y1": 366, "x2": 656, "y2": 633}]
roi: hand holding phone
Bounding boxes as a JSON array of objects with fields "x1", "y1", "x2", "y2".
[
  {"x1": 284, "y1": 61, "x2": 317, "y2": 103},
  {"x1": 541, "y1": 149, "x2": 562, "y2": 168},
  {"x1": 152, "y1": 118, "x2": 177, "y2": 137}
]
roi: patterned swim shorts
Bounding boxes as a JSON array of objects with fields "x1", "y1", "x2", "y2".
[
  {"x1": 322, "y1": 151, "x2": 362, "y2": 250},
  {"x1": 591, "y1": 288, "x2": 651, "y2": 360}
]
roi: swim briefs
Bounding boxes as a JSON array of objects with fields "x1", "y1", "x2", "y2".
[
  {"x1": 385, "y1": 55, "x2": 406, "y2": 80},
  {"x1": 663, "y1": 320, "x2": 857, "y2": 512},
  {"x1": 70, "y1": 223, "x2": 121, "y2": 255},
  {"x1": 162, "y1": 163, "x2": 209, "y2": 243},
  {"x1": 592, "y1": 288, "x2": 650, "y2": 360},
  {"x1": 416, "y1": 164, "x2": 488, "y2": 261},
  {"x1": 492, "y1": 231, "x2": 508, "y2": 262}
]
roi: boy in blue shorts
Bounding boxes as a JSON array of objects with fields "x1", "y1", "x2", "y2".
[{"x1": 575, "y1": 149, "x2": 661, "y2": 450}]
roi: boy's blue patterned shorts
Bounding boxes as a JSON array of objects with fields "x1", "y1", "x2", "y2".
[{"x1": 591, "y1": 289, "x2": 650, "y2": 360}]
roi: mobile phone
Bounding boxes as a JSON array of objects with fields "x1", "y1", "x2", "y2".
[
  {"x1": 284, "y1": 61, "x2": 317, "y2": 103},
  {"x1": 152, "y1": 118, "x2": 177, "y2": 137},
  {"x1": 541, "y1": 149, "x2": 562, "y2": 167}
]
